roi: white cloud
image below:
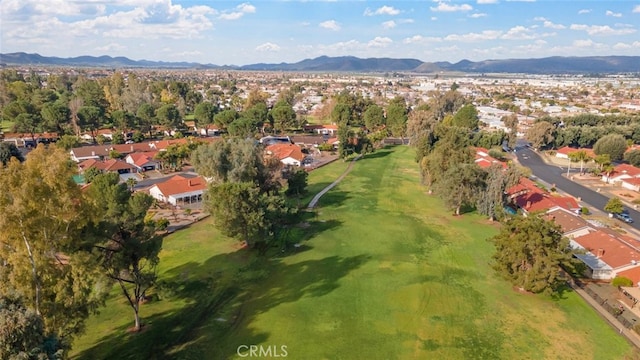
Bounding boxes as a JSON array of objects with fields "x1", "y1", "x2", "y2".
[
  {"x1": 2, "y1": 1, "x2": 217, "y2": 44},
  {"x1": 573, "y1": 39, "x2": 598, "y2": 48},
  {"x1": 95, "y1": 43, "x2": 126, "y2": 52},
  {"x1": 578, "y1": 9, "x2": 591, "y2": 14},
  {"x1": 543, "y1": 21, "x2": 565, "y2": 29},
  {"x1": 238, "y1": 3, "x2": 256, "y2": 13},
  {"x1": 430, "y1": 2, "x2": 473, "y2": 12},
  {"x1": 364, "y1": 5, "x2": 400, "y2": 16},
  {"x1": 469, "y1": 13, "x2": 487, "y2": 18},
  {"x1": 477, "y1": 0, "x2": 498, "y2": 4},
  {"x1": 382, "y1": 20, "x2": 396, "y2": 29},
  {"x1": 367, "y1": 36, "x2": 392, "y2": 48},
  {"x1": 606, "y1": 10, "x2": 622, "y2": 18},
  {"x1": 634, "y1": 5, "x2": 640, "y2": 13},
  {"x1": 570, "y1": 24, "x2": 636, "y2": 36},
  {"x1": 219, "y1": 12, "x2": 242, "y2": 20},
  {"x1": 431, "y1": 16, "x2": 438, "y2": 21},
  {"x1": 219, "y1": 2, "x2": 255, "y2": 20},
  {"x1": 256, "y1": 42, "x2": 280, "y2": 52},
  {"x1": 319, "y1": 20, "x2": 340, "y2": 31},
  {"x1": 445, "y1": 30, "x2": 502, "y2": 41},
  {"x1": 613, "y1": 41, "x2": 640, "y2": 50},
  {"x1": 402, "y1": 35, "x2": 442, "y2": 44},
  {"x1": 501, "y1": 25, "x2": 536, "y2": 40}
]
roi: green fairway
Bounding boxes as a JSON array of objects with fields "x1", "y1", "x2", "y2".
[{"x1": 72, "y1": 146, "x2": 633, "y2": 360}]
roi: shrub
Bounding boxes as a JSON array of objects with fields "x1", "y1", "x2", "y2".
[
  {"x1": 612, "y1": 276, "x2": 633, "y2": 287},
  {"x1": 318, "y1": 143, "x2": 334, "y2": 152},
  {"x1": 580, "y1": 207, "x2": 590, "y2": 215}
]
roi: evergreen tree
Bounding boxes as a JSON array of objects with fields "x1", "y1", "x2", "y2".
[{"x1": 491, "y1": 215, "x2": 574, "y2": 295}]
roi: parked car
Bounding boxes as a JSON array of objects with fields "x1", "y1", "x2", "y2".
[{"x1": 614, "y1": 212, "x2": 634, "y2": 223}]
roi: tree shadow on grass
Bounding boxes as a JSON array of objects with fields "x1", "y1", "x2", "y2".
[
  {"x1": 362, "y1": 148, "x2": 393, "y2": 159},
  {"x1": 73, "y1": 218, "x2": 366, "y2": 360},
  {"x1": 310, "y1": 190, "x2": 350, "y2": 210}
]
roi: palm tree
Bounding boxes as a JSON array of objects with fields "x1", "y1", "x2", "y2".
[
  {"x1": 603, "y1": 164, "x2": 615, "y2": 184},
  {"x1": 569, "y1": 150, "x2": 591, "y2": 175},
  {"x1": 126, "y1": 177, "x2": 138, "y2": 192}
]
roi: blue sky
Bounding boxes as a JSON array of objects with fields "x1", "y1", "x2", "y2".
[{"x1": 1, "y1": 0, "x2": 639, "y2": 65}]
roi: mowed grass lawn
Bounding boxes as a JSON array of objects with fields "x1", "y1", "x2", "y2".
[{"x1": 72, "y1": 146, "x2": 633, "y2": 360}]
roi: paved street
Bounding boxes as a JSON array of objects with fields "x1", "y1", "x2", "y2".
[{"x1": 514, "y1": 144, "x2": 640, "y2": 232}]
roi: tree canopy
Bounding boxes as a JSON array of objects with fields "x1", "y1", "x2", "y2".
[
  {"x1": 490, "y1": 215, "x2": 574, "y2": 295},
  {"x1": 0, "y1": 145, "x2": 107, "y2": 350},
  {"x1": 593, "y1": 133, "x2": 628, "y2": 162},
  {"x1": 604, "y1": 197, "x2": 624, "y2": 214}
]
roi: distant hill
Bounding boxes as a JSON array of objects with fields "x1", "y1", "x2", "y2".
[
  {"x1": 0, "y1": 52, "x2": 216, "y2": 69},
  {"x1": 240, "y1": 55, "x2": 424, "y2": 72},
  {"x1": 432, "y1": 56, "x2": 640, "y2": 74},
  {"x1": 1, "y1": 52, "x2": 639, "y2": 74}
]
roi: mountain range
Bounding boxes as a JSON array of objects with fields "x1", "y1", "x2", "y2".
[{"x1": 2, "y1": 52, "x2": 640, "y2": 74}]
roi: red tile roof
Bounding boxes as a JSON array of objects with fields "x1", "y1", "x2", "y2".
[
  {"x1": 556, "y1": 146, "x2": 595, "y2": 158},
  {"x1": 514, "y1": 191, "x2": 579, "y2": 213},
  {"x1": 127, "y1": 151, "x2": 158, "y2": 167},
  {"x1": 616, "y1": 266, "x2": 640, "y2": 286},
  {"x1": 266, "y1": 143, "x2": 305, "y2": 162},
  {"x1": 573, "y1": 230, "x2": 640, "y2": 268},
  {"x1": 153, "y1": 175, "x2": 207, "y2": 197},
  {"x1": 611, "y1": 164, "x2": 640, "y2": 178}
]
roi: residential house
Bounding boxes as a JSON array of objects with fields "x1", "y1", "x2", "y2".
[
  {"x1": 265, "y1": 143, "x2": 306, "y2": 167},
  {"x1": 507, "y1": 177, "x2": 580, "y2": 214},
  {"x1": 474, "y1": 147, "x2": 506, "y2": 169},
  {"x1": 570, "y1": 230, "x2": 640, "y2": 280},
  {"x1": 545, "y1": 207, "x2": 594, "y2": 239},
  {"x1": 555, "y1": 146, "x2": 595, "y2": 160},
  {"x1": 148, "y1": 175, "x2": 207, "y2": 206},
  {"x1": 602, "y1": 163, "x2": 640, "y2": 186},
  {"x1": 314, "y1": 124, "x2": 338, "y2": 135},
  {"x1": 78, "y1": 158, "x2": 138, "y2": 175},
  {"x1": 125, "y1": 151, "x2": 160, "y2": 172}
]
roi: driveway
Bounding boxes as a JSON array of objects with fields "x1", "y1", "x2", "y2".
[{"x1": 514, "y1": 144, "x2": 640, "y2": 232}]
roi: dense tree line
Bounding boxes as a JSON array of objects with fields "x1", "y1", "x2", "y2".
[
  {"x1": 408, "y1": 90, "x2": 520, "y2": 218},
  {"x1": 0, "y1": 146, "x2": 164, "y2": 357}
]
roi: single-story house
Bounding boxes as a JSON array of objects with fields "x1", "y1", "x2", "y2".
[
  {"x1": 78, "y1": 158, "x2": 138, "y2": 175},
  {"x1": 570, "y1": 230, "x2": 640, "y2": 280},
  {"x1": 474, "y1": 147, "x2": 506, "y2": 169},
  {"x1": 545, "y1": 207, "x2": 594, "y2": 239},
  {"x1": 314, "y1": 124, "x2": 338, "y2": 135},
  {"x1": 148, "y1": 175, "x2": 207, "y2": 206},
  {"x1": 602, "y1": 163, "x2": 640, "y2": 184},
  {"x1": 125, "y1": 151, "x2": 160, "y2": 172},
  {"x1": 265, "y1": 143, "x2": 306, "y2": 167},
  {"x1": 555, "y1": 146, "x2": 595, "y2": 160}
]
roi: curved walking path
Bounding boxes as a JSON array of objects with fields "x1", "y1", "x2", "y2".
[{"x1": 307, "y1": 154, "x2": 362, "y2": 210}]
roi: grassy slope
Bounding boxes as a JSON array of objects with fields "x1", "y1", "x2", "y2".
[{"x1": 72, "y1": 146, "x2": 632, "y2": 360}]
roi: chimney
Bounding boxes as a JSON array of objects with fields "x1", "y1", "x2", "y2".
[
  {"x1": 596, "y1": 248, "x2": 605, "y2": 258},
  {"x1": 188, "y1": 179, "x2": 192, "y2": 186},
  {"x1": 130, "y1": 145, "x2": 134, "y2": 152},
  {"x1": 526, "y1": 201, "x2": 531, "y2": 209},
  {"x1": 91, "y1": 151, "x2": 95, "y2": 156}
]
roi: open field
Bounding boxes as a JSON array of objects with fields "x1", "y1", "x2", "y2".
[{"x1": 72, "y1": 146, "x2": 633, "y2": 359}]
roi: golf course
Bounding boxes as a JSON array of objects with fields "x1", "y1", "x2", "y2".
[{"x1": 71, "y1": 145, "x2": 634, "y2": 359}]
